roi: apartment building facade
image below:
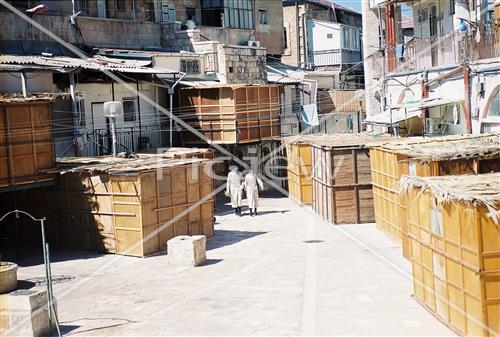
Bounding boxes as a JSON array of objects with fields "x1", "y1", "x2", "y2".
[
  {"x1": 363, "y1": 0, "x2": 500, "y2": 135},
  {"x1": 281, "y1": 0, "x2": 363, "y2": 87}
]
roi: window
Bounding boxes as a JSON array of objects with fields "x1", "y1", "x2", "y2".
[
  {"x1": 327, "y1": 33, "x2": 333, "y2": 39},
  {"x1": 186, "y1": 6, "x2": 196, "y2": 22},
  {"x1": 116, "y1": 0, "x2": 126, "y2": 11},
  {"x1": 341, "y1": 26, "x2": 360, "y2": 51},
  {"x1": 488, "y1": 89, "x2": 500, "y2": 117},
  {"x1": 259, "y1": 9, "x2": 268, "y2": 25},
  {"x1": 161, "y1": 3, "x2": 175, "y2": 22},
  {"x1": 224, "y1": 0, "x2": 254, "y2": 29},
  {"x1": 449, "y1": 0, "x2": 455, "y2": 15},
  {"x1": 180, "y1": 60, "x2": 201, "y2": 74},
  {"x1": 122, "y1": 98, "x2": 137, "y2": 122},
  {"x1": 75, "y1": 0, "x2": 89, "y2": 15}
]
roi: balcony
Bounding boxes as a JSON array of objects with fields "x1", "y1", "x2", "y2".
[
  {"x1": 309, "y1": 49, "x2": 362, "y2": 69},
  {"x1": 386, "y1": 23, "x2": 500, "y2": 73}
]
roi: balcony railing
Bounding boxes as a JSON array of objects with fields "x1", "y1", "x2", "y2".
[
  {"x1": 387, "y1": 22, "x2": 500, "y2": 73},
  {"x1": 310, "y1": 49, "x2": 362, "y2": 68},
  {"x1": 80, "y1": 125, "x2": 166, "y2": 157}
]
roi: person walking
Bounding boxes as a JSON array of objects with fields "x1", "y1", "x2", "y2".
[
  {"x1": 226, "y1": 165, "x2": 243, "y2": 216},
  {"x1": 243, "y1": 170, "x2": 264, "y2": 216}
]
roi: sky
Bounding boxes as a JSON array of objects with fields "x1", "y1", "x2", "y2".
[{"x1": 334, "y1": 0, "x2": 362, "y2": 12}]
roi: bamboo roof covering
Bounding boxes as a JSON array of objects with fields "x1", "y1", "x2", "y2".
[
  {"x1": 380, "y1": 134, "x2": 500, "y2": 162},
  {"x1": 400, "y1": 173, "x2": 500, "y2": 223},
  {"x1": 0, "y1": 92, "x2": 69, "y2": 103},
  {"x1": 56, "y1": 154, "x2": 207, "y2": 174},
  {"x1": 283, "y1": 133, "x2": 397, "y2": 148}
]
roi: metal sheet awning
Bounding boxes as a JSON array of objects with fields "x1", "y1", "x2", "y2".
[
  {"x1": 365, "y1": 98, "x2": 463, "y2": 125},
  {"x1": 0, "y1": 55, "x2": 179, "y2": 74}
]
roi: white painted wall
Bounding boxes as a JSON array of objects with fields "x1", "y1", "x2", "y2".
[
  {"x1": 307, "y1": 19, "x2": 342, "y2": 52},
  {"x1": 77, "y1": 81, "x2": 159, "y2": 132},
  {"x1": 0, "y1": 72, "x2": 54, "y2": 93}
]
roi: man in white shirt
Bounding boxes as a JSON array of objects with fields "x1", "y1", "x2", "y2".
[{"x1": 185, "y1": 15, "x2": 196, "y2": 30}]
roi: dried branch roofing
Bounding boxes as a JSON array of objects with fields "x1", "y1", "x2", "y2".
[
  {"x1": 0, "y1": 92, "x2": 68, "y2": 103},
  {"x1": 283, "y1": 133, "x2": 395, "y2": 148},
  {"x1": 379, "y1": 134, "x2": 500, "y2": 162},
  {"x1": 56, "y1": 154, "x2": 208, "y2": 175},
  {"x1": 400, "y1": 173, "x2": 500, "y2": 223}
]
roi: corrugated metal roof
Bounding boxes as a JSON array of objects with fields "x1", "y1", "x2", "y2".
[
  {"x1": 0, "y1": 55, "x2": 179, "y2": 74},
  {"x1": 267, "y1": 74, "x2": 302, "y2": 84},
  {"x1": 178, "y1": 81, "x2": 280, "y2": 89}
]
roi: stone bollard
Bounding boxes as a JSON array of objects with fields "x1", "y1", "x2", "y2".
[
  {"x1": 0, "y1": 289, "x2": 56, "y2": 337},
  {"x1": 167, "y1": 235, "x2": 207, "y2": 267},
  {"x1": 0, "y1": 262, "x2": 18, "y2": 294}
]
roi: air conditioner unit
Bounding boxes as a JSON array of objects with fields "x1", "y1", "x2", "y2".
[{"x1": 247, "y1": 40, "x2": 261, "y2": 48}]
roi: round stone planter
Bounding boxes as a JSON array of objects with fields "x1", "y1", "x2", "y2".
[{"x1": 0, "y1": 262, "x2": 18, "y2": 294}]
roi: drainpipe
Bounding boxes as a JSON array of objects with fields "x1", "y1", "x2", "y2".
[
  {"x1": 295, "y1": 3, "x2": 301, "y2": 68},
  {"x1": 20, "y1": 71, "x2": 27, "y2": 98},
  {"x1": 421, "y1": 73, "x2": 429, "y2": 136},
  {"x1": 69, "y1": 72, "x2": 79, "y2": 154},
  {"x1": 302, "y1": 14, "x2": 308, "y2": 69},
  {"x1": 168, "y1": 72, "x2": 187, "y2": 147},
  {"x1": 463, "y1": 64, "x2": 473, "y2": 134}
]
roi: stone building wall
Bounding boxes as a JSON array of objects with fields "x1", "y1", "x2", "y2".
[{"x1": 217, "y1": 45, "x2": 267, "y2": 85}]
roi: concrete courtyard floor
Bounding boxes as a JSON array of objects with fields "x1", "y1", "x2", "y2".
[{"x1": 15, "y1": 191, "x2": 456, "y2": 336}]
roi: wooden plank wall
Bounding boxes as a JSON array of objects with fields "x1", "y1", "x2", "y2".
[
  {"x1": 371, "y1": 146, "x2": 500, "y2": 260},
  {"x1": 286, "y1": 142, "x2": 312, "y2": 204},
  {"x1": 0, "y1": 102, "x2": 55, "y2": 192},
  {"x1": 407, "y1": 188, "x2": 500, "y2": 337},
  {"x1": 179, "y1": 86, "x2": 281, "y2": 144},
  {"x1": 312, "y1": 145, "x2": 373, "y2": 224}
]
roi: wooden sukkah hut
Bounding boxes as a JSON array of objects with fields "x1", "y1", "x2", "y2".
[
  {"x1": 44, "y1": 154, "x2": 215, "y2": 257},
  {"x1": 401, "y1": 173, "x2": 500, "y2": 337},
  {"x1": 310, "y1": 133, "x2": 394, "y2": 224},
  {"x1": 284, "y1": 133, "x2": 393, "y2": 208},
  {"x1": 0, "y1": 94, "x2": 62, "y2": 193},
  {"x1": 370, "y1": 134, "x2": 500, "y2": 259},
  {"x1": 179, "y1": 84, "x2": 281, "y2": 144}
]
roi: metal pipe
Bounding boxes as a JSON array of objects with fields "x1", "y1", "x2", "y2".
[
  {"x1": 136, "y1": 76, "x2": 142, "y2": 140},
  {"x1": 111, "y1": 117, "x2": 118, "y2": 157},
  {"x1": 168, "y1": 73, "x2": 187, "y2": 147},
  {"x1": 295, "y1": 2, "x2": 301, "y2": 67},
  {"x1": 463, "y1": 64, "x2": 473, "y2": 134},
  {"x1": 20, "y1": 71, "x2": 27, "y2": 97},
  {"x1": 40, "y1": 218, "x2": 52, "y2": 332}
]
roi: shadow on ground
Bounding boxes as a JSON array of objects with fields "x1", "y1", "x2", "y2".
[{"x1": 207, "y1": 229, "x2": 267, "y2": 250}]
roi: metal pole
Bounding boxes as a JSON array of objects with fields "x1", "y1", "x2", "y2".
[
  {"x1": 39, "y1": 218, "x2": 52, "y2": 331},
  {"x1": 111, "y1": 117, "x2": 117, "y2": 157},
  {"x1": 45, "y1": 241, "x2": 61, "y2": 337},
  {"x1": 169, "y1": 91, "x2": 173, "y2": 147}
]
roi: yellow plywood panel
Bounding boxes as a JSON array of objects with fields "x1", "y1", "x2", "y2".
[{"x1": 408, "y1": 187, "x2": 500, "y2": 337}]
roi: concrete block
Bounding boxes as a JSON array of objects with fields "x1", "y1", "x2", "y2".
[
  {"x1": 0, "y1": 263, "x2": 17, "y2": 294},
  {"x1": 167, "y1": 235, "x2": 206, "y2": 267},
  {"x1": 0, "y1": 290, "x2": 56, "y2": 337}
]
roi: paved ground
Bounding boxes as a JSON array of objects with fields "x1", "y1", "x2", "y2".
[{"x1": 14, "y1": 191, "x2": 455, "y2": 336}]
